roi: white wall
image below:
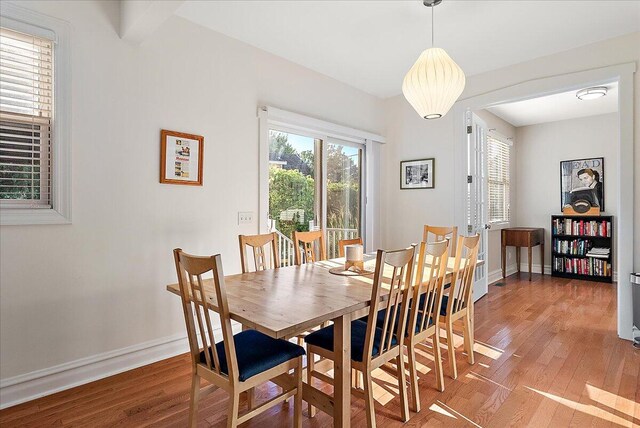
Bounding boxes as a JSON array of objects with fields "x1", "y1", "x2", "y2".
[
  {"x1": 381, "y1": 96, "x2": 456, "y2": 248},
  {"x1": 516, "y1": 113, "x2": 618, "y2": 271},
  {"x1": 474, "y1": 110, "x2": 518, "y2": 281},
  {"x1": 383, "y1": 31, "x2": 638, "y2": 260},
  {"x1": 382, "y1": 32, "x2": 638, "y2": 339},
  {"x1": 0, "y1": 0, "x2": 385, "y2": 382}
]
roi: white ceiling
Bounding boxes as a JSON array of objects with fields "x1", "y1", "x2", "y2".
[
  {"x1": 486, "y1": 82, "x2": 618, "y2": 127},
  {"x1": 174, "y1": 1, "x2": 640, "y2": 99}
]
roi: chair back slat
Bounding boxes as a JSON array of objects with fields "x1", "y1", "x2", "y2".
[
  {"x1": 364, "y1": 246, "x2": 416, "y2": 360},
  {"x1": 338, "y1": 237, "x2": 363, "y2": 258},
  {"x1": 423, "y1": 225, "x2": 458, "y2": 256},
  {"x1": 447, "y1": 234, "x2": 480, "y2": 317},
  {"x1": 173, "y1": 249, "x2": 239, "y2": 382},
  {"x1": 239, "y1": 233, "x2": 279, "y2": 273},
  {"x1": 293, "y1": 230, "x2": 326, "y2": 265},
  {"x1": 408, "y1": 240, "x2": 449, "y2": 337}
]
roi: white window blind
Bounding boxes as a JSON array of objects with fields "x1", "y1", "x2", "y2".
[
  {"x1": 0, "y1": 27, "x2": 53, "y2": 208},
  {"x1": 487, "y1": 135, "x2": 510, "y2": 223}
]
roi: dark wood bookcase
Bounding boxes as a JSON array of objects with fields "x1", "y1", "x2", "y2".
[{"x1": 551, "y1": 215, "x2": 613, "y2": 283}]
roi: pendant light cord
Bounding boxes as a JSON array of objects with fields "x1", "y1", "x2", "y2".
[{"x1": 431, "y1": 3, "x2": 434, "y2": 47}]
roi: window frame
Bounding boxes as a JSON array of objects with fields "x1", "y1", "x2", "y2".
[
  {"x1": 1, "y1": 4, "x2": 71, "y2": 225},
  {"x1": 487, "y1": 131, "x2": 512, "y2": 229},
  {"x1": 258, "y1": 106, "x2": 384, "y2": 253}
]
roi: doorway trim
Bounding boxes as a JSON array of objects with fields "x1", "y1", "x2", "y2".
[{"x1": 452, "y1": 62, "x2": 636, "y2": 340}]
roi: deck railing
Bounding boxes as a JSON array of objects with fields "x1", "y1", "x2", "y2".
[
  {"x1": 271, "y1": 226, "x2": 360, "y2": 265},
  {"x1": 326, "y1": 228, "x2": 359, "y2": 259},
  {"x1": 272, "y1": 228, "x2": 296, "y2": 267}
]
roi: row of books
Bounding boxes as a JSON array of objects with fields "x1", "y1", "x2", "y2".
[
  {"x1": 552, "y1": 218, "x2": 611, "y2": 237},
  {"x1": 552, "y1": 256, "x2": 611, "y2": 277},
  {"x1": 553, "y1": 239, "x2": 591, "y2": 256}
]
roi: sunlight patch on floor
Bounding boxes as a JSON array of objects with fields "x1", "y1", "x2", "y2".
[
  {"x1": 586, "y1": 383, "x2": 638, "y2": 418},
  {"x1": 370, "y1": 367, "x2": 400, "y2": 405},
  {"x1": 428, "y1": 402, "x2": 457, "y2": 419},
  {"x1": 526, "y1": 386, "x2": 638, "y2": 427},
  {"x1": 440, "y1": 329, "x2": 465, "y2": 347},
  {"x1": 473, "y1": 341, "x2": 503, "y2": 360},
  {"x1": 466, "y1": 371, "x2": 512, "y2": 391},
  {"x1": 412, "y1": 356, "x2": 433, "y2": 375},
  {"x1": 433, "y1": 401, "x2": 482, "y2": 427}
]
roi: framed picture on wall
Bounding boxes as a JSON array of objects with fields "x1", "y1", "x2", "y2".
[
  {"x1": 400, "y1": 158, "x2": 434, "y2": 189},
  {"x1": 560, "y1": 157, "x2": 604, "y2": 211},
  {"x1": 160, "y1": 129, "x2": 204, "y2": 186}
]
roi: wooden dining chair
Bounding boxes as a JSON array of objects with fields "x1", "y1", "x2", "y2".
[
  {"x1": 239, "y1": 232, "x2": 279, "y2": 273},
  {"x1": 404, "y1": 240, "x2": 449, "y2": 412},
  {"x1": 338, "y1": 237, "x2": 363, "y2": 257},
  {"x1": 423, "y1": 225, "x2": 458, "y2": 256},
  {"x1": 439, "y1": 234, "x2": 480, "y2": 379},
  {"x1": 291, "y1": 230, "x2": 328, "y2": 345},
  {"x1": 305, "y1": 246, "x2": 416, "y2": 427},
  {"x1": 292, "y1": 230, "x2": 326, "y2": 265},
  {"x1": 173, "y1": 249, "x2": 305, "y2": 428}
]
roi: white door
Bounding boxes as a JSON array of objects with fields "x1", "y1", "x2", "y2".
[{"x1": 467, "y1": 112, "x2": 489, "y2": 301}]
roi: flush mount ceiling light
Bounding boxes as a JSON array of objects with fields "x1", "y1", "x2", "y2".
[
  {"x1": 576, "y1": 86, "x2": 608, "y2": 100},
  {"x1": 402, "y1": 0, "x2": 465, "y2": 120}
]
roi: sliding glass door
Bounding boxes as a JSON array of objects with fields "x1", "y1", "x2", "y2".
[
  {"x1": 268, "y1": 129, "x2": 363, "y2": 264},
  {"x1": 325, "y1": 140, "x2": 362, "y2": 258}
]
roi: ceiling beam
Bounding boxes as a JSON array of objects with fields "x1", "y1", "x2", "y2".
[{"x1": 120, "y1": 0, "x2": 184, "y2": 44}]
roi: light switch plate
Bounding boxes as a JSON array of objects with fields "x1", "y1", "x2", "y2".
[{"x1": 238, "y1": 211, "x2": 253, "y2": 225}]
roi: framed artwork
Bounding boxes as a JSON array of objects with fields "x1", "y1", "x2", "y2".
[
  {"x1": 160, "y1": 129, "x2": 204, "y2": 186},
  {"x1": 560, "y1": 157, "x2": 604, "y2": 211},
  {"x1": 400, "y1": 158, "x2": 434, "y2": 189}
]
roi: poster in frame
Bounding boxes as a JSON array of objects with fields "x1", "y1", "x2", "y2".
[
  {"x1": 560, "y1": 157, "x2": 604, "y2": 211},
  {"x1": 400, "y1": 158, "x2": 435, "y2": 190},
  {"x1": 160, "y1": 129, "x2": 204, "y2": 186}
]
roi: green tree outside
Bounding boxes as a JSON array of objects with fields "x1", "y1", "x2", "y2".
[{"x1": 269, "y1": 132, "x2": 360, "y2": 241}]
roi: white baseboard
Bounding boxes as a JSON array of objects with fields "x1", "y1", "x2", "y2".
[
  {"x1": 0, "y1": 333, "x2": 191, "y2": 410},
  {"x1": 1, "y1": 321, "x2": 245, "y2": 410},
  {"x1": 487, "y1": 265, "x2": 518, "y2": 284},
  {"x1": 518, "y1": 262, "x2": 552, "y2": 276}
]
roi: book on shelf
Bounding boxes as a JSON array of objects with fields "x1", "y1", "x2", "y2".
[
  {"x1": 552, "y1": 218, "x2": 611, "y2": 237},
  {"x1": 552, "y1": 256, "x2": 611, "y2": 277},
  {"x1": 553, "y1": 238, "x2": 592, "y2": 256},
  {"x1": 585, "y1": 247, "x2": 610, "y2": 259}
]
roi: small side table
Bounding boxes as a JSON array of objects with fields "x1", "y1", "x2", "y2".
[{"x1": 501, "y1": 228, "x2": 544, "y2": 281}]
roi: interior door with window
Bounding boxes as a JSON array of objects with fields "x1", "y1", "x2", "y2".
[{"x1": 467, "y1": 112, "x2": 489, "y2": 300}]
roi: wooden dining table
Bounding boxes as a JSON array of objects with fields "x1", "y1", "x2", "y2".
[{"x1": 166, "y1": 254, "x2": 483, "y2": 427}]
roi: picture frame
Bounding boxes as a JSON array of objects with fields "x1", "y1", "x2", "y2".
[
  {"x1": 560, "y1": 157, "x2": 604, "y2": 211},
  {"x1": 400, "y1": 158, "x2": 435, "y2": 190},
  {"x1": 160, "y1": 129, "x2": 204, "y2": 186}
]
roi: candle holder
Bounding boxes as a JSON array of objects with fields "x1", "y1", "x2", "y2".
[{"x1": 344, "y1": 244, "x2": 364, "y2": 272}]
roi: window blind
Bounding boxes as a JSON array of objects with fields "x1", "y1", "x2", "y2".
[
  {"x1": 0, "y1": 27, "x2": 53, "y2": 208},
  {"x1": 487, "y1": 135, "x2": 510, "y2": 223}
]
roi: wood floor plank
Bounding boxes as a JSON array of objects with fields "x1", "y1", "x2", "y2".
[{"x1": 1, "y1": 274, "x2": 638, "y2": 427}]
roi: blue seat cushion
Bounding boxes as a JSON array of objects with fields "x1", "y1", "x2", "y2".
[
  {"x1": 440, "y1": 295, "x2": 463, "y2": 316},
  {"x1": 199, "y1": 329, "x2": 305, "y2": 382},
  {"x1": 304, "y1": 320, "x2": 397, "y2": 362},
  {"x1": 360, "y1": 304, "x2": 433, "y2": 336}
]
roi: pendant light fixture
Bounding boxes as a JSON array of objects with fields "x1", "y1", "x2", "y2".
[{"x1": 402, "y1": 0, "x2": 465, "y2": 119}]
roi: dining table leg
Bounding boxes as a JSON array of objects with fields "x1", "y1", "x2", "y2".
[{"x1": 333, "y1": 314, "x2": 351, "y2": 427}]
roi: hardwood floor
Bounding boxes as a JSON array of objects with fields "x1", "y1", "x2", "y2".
[{"x1": 2, "y1": 274, "x2": 639, "y2": 427}]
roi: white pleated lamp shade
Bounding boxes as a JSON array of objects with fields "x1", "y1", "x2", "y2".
[{"x1": 402, "y1": 47, "x2": 466, "y2": 119}]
